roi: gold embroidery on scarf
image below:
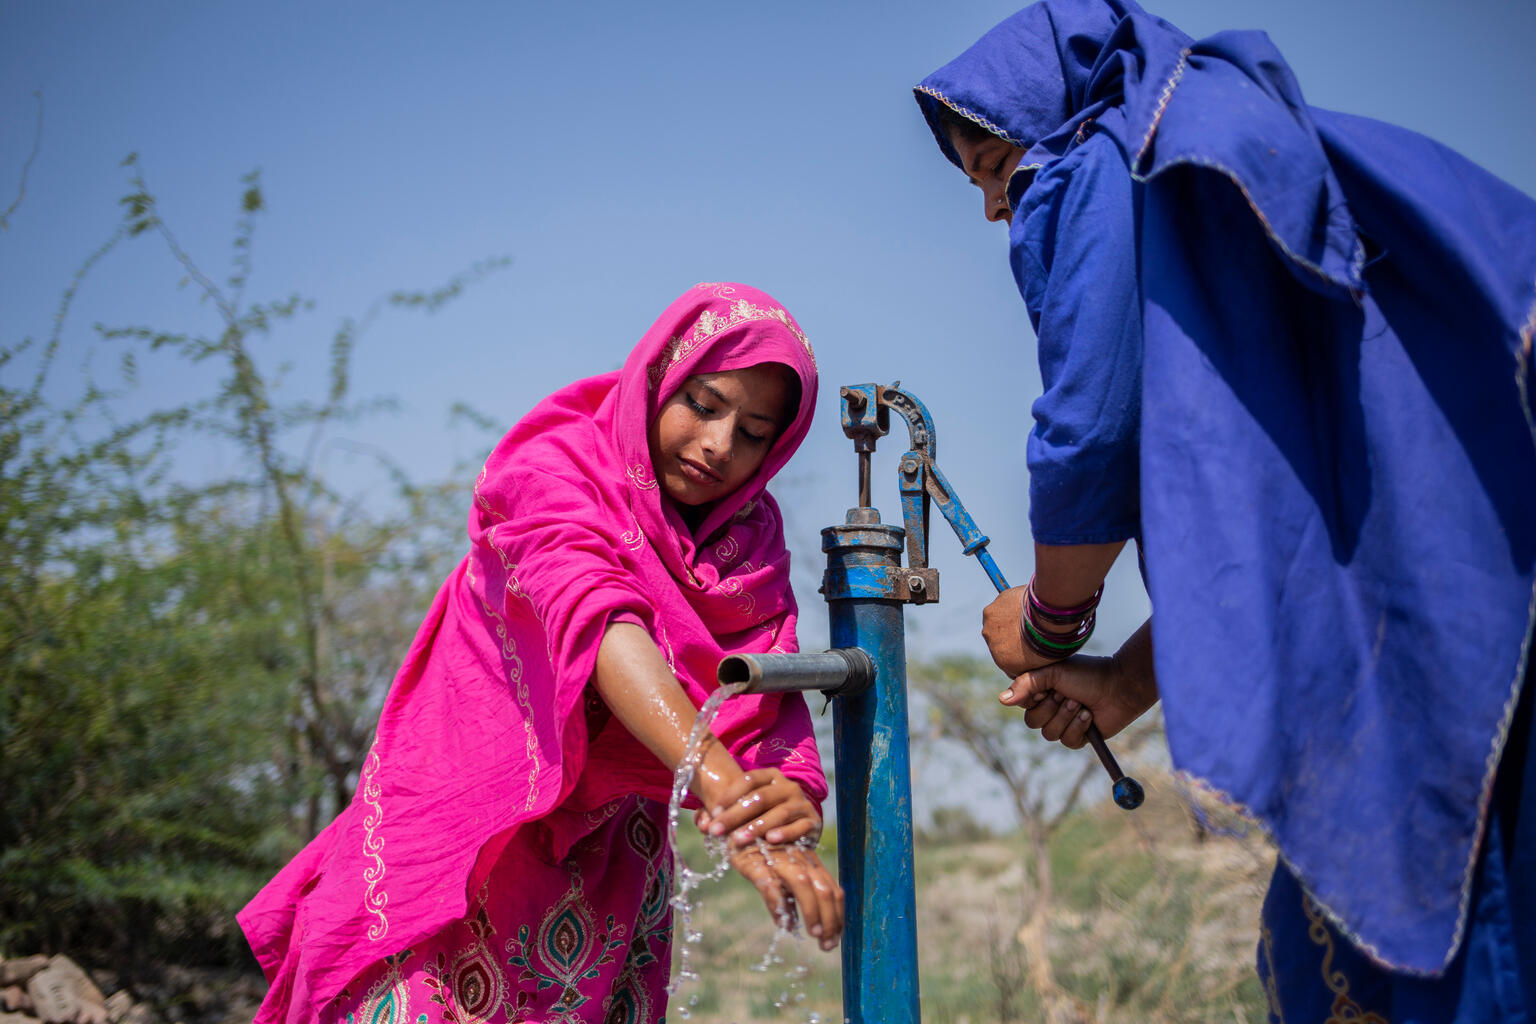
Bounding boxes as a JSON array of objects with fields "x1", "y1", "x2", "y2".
[
  {"x1": 659, "y1": 627, "x2": 676, "y2": 673},
  {"x1": 627, "y1": 463, "x2": 658, "y2": 490},
  {"x1": 475, "y1": 469, "x2": 529, "y2": 596},
  {"x1": 474, "y1": 465, "x2": 507, "y2": 523},
  {"x1": 694, "y1": 299, "x2": 810, "y2": 352},
  {"x1": 465, "y1": 559, "x2": 540, "y2": 811},
  {"x1": 722, "y1": 562, "x2": 768, "y2": 617},
  {"x1": 467, "y1": 559, "x2": 522, "y2": 671},
  {"x1": 759, "y1": 736, "x2": 807, "y2": 765},
  {"x1": 647, "y1": 299, "x2": 817, "y2": 391},
  {"x1": 758, "y1": 622, "x2": 787, "y2": 654},
  {"x1": 359, "y1": 744, "x2": 390, "y2": 940},
  {"x1": 621, "y1": 516, "x2": 645, "y2": 551}
]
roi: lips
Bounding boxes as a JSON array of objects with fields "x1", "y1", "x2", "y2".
[{"x1": 679, "y1": 457, "x2": 721, "y2": 485}]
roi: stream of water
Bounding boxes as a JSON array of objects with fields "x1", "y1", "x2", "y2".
[{"x1": 665, "y1": 681, "x2": 827, "y2": 1023}]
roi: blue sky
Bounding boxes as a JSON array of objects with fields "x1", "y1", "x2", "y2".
[{"x1": 5, "y1": 0, "x2": 1534, "y2": 660}]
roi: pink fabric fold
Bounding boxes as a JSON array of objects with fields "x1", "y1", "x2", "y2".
[{"x1": 238, "y1": 283, "x2": 824, "y2": 1021}]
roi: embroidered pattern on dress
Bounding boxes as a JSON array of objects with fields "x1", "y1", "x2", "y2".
[
  {"x1": 1256, "y1": 923, "x2": 1285, "y2": 1024},
  {"x1": 359, "y1": 745, "x2": 390, "y2": 941},
  {"x1": 714, "y1": 533, "x2": 740, "y2": 564},
  {"x1": 506, "y1": 869, "x2": 629, "y2": 1016},
  {"x1": 346, "y1": 949, "x2": 414, "y2": 1024},
  {"x1": 602, "y1": 807, "x2": 672, "y2": 1024},
  {"x1": 422, "y1": 899, "x2": 510, "y2": 1024},
  {"x1": 584, "y1": 799, "x2": 624, "y2": 831},
  {"x1": 1299, "y1": 894, "x2": 1389, "y2": 1024},
  {"x1": 626, "y1": 464, "x2": 658, "y2": 490}
]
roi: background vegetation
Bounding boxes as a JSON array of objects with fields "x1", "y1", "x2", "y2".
[{"x1": 2, "y1": 155, "x2": 503, "y2": 973}]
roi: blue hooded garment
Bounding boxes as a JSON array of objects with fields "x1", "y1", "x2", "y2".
[{"x1": 917, "y1": 0, "x2": 1536, "y2": 977}]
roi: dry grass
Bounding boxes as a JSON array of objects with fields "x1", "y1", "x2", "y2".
[{"x1": 673, "y1": 770, "x2": 1275, "y2": 1024}]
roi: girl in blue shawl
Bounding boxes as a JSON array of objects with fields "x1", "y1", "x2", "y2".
[{"x1": 915, "y1": 1, "x2": 1536, "y2": 1019}]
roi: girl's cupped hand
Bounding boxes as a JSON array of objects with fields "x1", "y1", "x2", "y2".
[
  {"x1": 694, "y1": 767, "x2": 822, "y2": 848},
  {"x1": 729, "y1": 842, "x2": 844, "y2": 951}
]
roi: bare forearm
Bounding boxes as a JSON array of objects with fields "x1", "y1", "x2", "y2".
[
  {"x1": 591, "y1": 621, "x2": 743, "y2": 807},
  {"x1": 1113, "y1": 618, "x2": 1158, "y2": 713},
  {"x1": 1031, "y1": 540, "x2": 1125, "y2": 608}
]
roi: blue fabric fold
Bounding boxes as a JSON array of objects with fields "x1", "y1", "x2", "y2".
[{"x1": 917, "y1": 0, "x2": 1536, "y2": 975}]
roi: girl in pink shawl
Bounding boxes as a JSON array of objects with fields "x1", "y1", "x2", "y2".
[{"x1": 239, "y1": 282, "x2": 841, "y2": 1024}]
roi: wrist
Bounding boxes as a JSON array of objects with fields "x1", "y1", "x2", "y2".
[
  {"x1": 690, "y1": 741, "x2": 745, "y2": 812},
  {"x1": 1019, "y1": 576, "x2": 1100, "y2": 659}
]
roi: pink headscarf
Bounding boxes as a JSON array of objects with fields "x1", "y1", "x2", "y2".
[{"x1": 239, "y1": 283, "x2": 824, "y2": 1020}]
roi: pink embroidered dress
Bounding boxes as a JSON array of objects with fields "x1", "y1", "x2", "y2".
[{"x1": 239, "y1": 283, "x2": 825, "y2": 1024}]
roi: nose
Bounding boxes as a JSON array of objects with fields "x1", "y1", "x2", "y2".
[
  {"x1": 701, "y1": 417, "x2": 734, "y2": 462},
  {"x1": 984, "y1": 185, "x2": 1011, "y2": 224}
]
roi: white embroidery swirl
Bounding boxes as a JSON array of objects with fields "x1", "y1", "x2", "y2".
[{"x1": 360, "y1": 745, "x2": 389, "y2": 940}]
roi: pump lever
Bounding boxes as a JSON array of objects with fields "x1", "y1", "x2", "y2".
[
  {"x1": 849, "y1": 381, "x2": 1145, "y2": 811},
  {"x1": 979, "y1": 564, "x2": 1145, "y2": 811},
  {"x1": 913, "y1": 443, "x2": 1145, "y2": 811}
]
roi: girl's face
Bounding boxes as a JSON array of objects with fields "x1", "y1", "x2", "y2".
[
  {"x1": 948, "y1": 127, "x2": 1028, "y2": 226},
  {"x1": 648, "y1": 364, "x2": 793, "y2": 509}
]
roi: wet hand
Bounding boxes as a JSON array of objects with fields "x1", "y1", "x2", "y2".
[
  {"x1": 999, "y1": 653, "x2": 1158, "y2": 749},
  {"x1": 694, "y1": 768, "x2": 821, "y2": 848},
  {"x1": 729, "y1": 842, "x2": 844, "y2": 952}
]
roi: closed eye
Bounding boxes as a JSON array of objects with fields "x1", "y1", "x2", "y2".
[{"x1": 686, "y1": 394, "x2": 713, "y2": 416}]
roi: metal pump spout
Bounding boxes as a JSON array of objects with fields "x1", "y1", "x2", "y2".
[{"x1": 717, "y1": 648, "x2": 876, "y2": 698}]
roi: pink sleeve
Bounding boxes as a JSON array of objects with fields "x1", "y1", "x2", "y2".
[{"x1": 729, "y1": 692, "x2": 828, "y2": 814}]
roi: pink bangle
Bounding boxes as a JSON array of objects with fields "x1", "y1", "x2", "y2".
[{"x1": 1026, "y1": 575, "x2": 1103, "y2": 625}]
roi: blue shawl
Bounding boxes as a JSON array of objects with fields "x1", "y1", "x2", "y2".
[{"x1": 918, "y1": 0, "x2": 1536, "y2": 974}]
